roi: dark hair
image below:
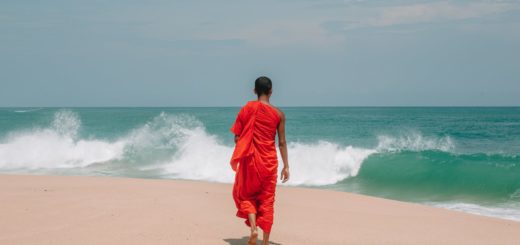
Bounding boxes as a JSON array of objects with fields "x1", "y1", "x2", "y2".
[{"x1": 254, "y1": 76, "x2": 272, "y2": 97}]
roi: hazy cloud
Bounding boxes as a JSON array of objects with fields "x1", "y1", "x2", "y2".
[
  {"x1": 372, "y1": 1, "x2": 517, "y2": 27},
  {"x1": 317, "y1": 0, "x2": 520, "y2": 38},
  {"x1": 209, "y1": 19, "x2": 345, "y2": 48},
  {"x1": 1, "y1": 0, "x2": 519, "y2": 106}
]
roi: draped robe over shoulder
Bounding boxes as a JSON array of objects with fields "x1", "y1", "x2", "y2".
[{"x1": 230, "y1": 101, "x2": 281, "y2": 233}]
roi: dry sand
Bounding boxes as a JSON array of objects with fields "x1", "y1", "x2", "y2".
[{"x1": 1, "y1": 174, "x2": 519, "y2": 245}]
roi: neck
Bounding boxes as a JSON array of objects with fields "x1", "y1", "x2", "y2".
[{"x1": 257, "y1": 95, "x2": 270, "y2": 103}]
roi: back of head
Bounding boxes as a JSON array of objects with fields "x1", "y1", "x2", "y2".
[{"x1": 255, "y1": 76, "x2": 272, "y2": 97}]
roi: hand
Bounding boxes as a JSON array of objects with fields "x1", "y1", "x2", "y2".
[{"x1": 280, "y1": 167, "x2": 290, "y2": 183}]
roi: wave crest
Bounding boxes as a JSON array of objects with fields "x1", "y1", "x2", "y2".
[
  {"x1": 0, "y1": 111, "x2": 377, "y2": 186},
  {"x1": 376, "y1": 133, "x2": 454, "y2": 152},
  {"x1": 0, "y1": 111, "x2": 470, "y2": 188}
]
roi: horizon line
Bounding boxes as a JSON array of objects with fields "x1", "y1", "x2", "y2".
[{"x1": 1, "y1": 105, "x2": 519, "y2": 108}]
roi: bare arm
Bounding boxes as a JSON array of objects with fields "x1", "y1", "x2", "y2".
[{"x1": 277, "y1": 111, "x2": 290, "y2": 183}]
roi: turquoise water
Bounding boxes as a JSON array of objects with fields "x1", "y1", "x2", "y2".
[{"x1": 1, "y1": 107, "x2": 519, "y2": 220}]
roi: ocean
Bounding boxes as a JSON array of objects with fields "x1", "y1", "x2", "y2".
[{"x1": 1, "y1": 107, "x2": 519, "y2": 221}]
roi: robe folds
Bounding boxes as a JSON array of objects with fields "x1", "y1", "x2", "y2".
[{"x1": 230, "y1": 101, "x2": 281, "y2": 233}]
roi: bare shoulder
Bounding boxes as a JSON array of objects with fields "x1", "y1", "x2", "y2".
[{"x1": 271, "y1": 105, "x2": 285, "y2": 120}]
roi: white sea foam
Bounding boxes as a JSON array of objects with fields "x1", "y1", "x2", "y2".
[
  {"x1": 157, "y1": 139, "x2": 375, "y2": 185},
  {"x1": 128, "y1": 113, "x2": 375, "y2": 185},
  {"x1": 141, "y1": 113, "x2": 376, "y2": 185},
  {"x1": 13, "y1": 108, "x2": 43, "y2": 113},
  {"x1": 427, "y1": 202, "x2": 520, "y2": 221},
  {"x1": 135, "y1": 129, "x2": 456, "y2": 185},
  {"x1": 0, "y1": 110, "x2": 125, "y2": 169},
  {"x1": 282, "y1": 141, "x2": 375, "y2": 186},
  {"x1": 159, "y1": 126, "x2": 235, "y2": 183},
  {"x1": 129, "y1": 112, "x2": 235, "y2": 182}
]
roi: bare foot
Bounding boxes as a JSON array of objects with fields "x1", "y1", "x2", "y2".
[{"x1": 248, "y1": 229, "x2": 258, "y2": 245}]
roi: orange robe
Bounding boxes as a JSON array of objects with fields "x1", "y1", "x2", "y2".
[{"x1": 230, "y1": 101, "x2": 281, "y2": 233}]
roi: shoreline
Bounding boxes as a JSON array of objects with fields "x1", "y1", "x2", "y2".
[{"x1": 1, "y1": 174, "x2": 519, "y2": 244}]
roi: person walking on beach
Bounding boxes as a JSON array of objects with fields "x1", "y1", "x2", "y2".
[{"x1": 230, "y1": 76, "x2": 290, "y2": 245}]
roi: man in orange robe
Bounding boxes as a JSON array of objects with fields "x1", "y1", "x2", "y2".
[{"x1": 230, "y1": 76, "x2": 289, "y2": 245}]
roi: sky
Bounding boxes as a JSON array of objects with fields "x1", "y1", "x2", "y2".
[{"x1": 1, "y1": 0, "x2": 519, "y2": 106}]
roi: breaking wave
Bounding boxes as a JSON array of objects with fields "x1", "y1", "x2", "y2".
[
  {"x1": 0, "y1": 110, "x2": 460, "y2": 186},
  {"x1": 1, "y1": 110, "x2": 519, "y2": 221},
  {"x1": 0, "y1": 110, "x2": 471, "y2": 182}
]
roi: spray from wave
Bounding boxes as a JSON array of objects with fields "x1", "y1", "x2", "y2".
[
  {"x1": 376, "y1": 133, "x2": 454, "y2": 152},
  {"x1": 0, "y1": 110, "x2": 459, "y2": 185},
  {"x1": 122, "y1": 113, "x2": 376, "y2": 185},
  {"x1": 0, "y1": 110, "x2": 125, "y2": 169}
]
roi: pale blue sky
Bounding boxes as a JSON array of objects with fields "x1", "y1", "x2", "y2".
[{"x1": 1, "y1": 0, "x2": 519, "y2": 106}]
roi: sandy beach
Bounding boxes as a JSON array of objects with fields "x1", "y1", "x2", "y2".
[{"x1": 0, "y1": 174, "x2": 519, "y2": 245}]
